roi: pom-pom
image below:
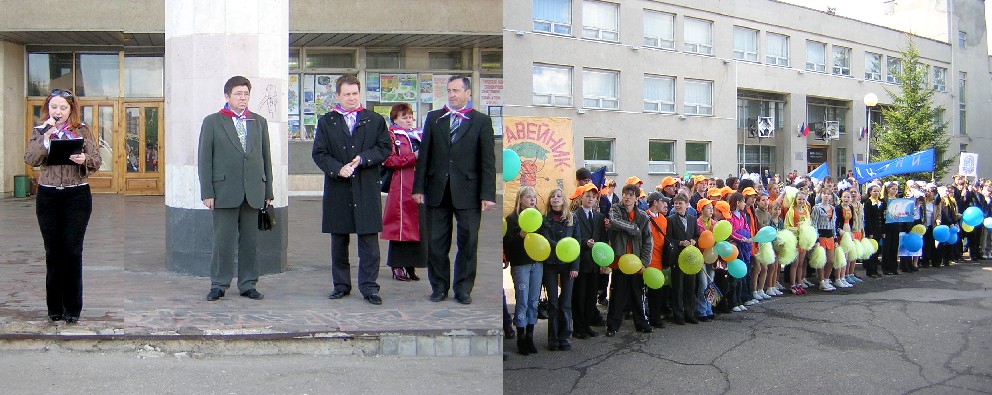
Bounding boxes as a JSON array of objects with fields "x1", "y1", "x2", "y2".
[
  {"x1": 756, "y1": 242, "x2": 776, "y2": 265},
  {"x1": 839, "y1": 233, "x2": 856, "y2": 259},
  {"x1": 852, "y1": 238, "x2": 865, "y2": 260},
  {"x1": 775, "y1": 229, "x2": 799, "y2": 266},
  {"x1": 798, "y1": 224, "x2": 817, "y2": 250},
  {"x1": 834, "y1": 248, "x2": 848, "y2": 269},
  {"x1": 809, "y1": 245, "x2": 827, "y2": 269},
  {"x1": 783, "y1": 186, "x2": 799, "y2": 208}
]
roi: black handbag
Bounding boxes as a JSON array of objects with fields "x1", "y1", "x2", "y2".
[
  {"x1": 258, "y1": 204, "x2": 276, "y2": 231},
  {"x1": 380, "y1": 166, "x2": 393, "y2": 193}
]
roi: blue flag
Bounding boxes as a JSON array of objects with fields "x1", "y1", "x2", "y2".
[
  {"x1": 808, "y1": 162, "x2": 829, "y2": 181},
  {"x1": 590, "y1": 166, "x2": 607, "y2": 190},
  {"x1": 852, "y1": 149, "x2": 935, "y2": 184}
]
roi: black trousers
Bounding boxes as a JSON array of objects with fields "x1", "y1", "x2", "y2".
[
  {"x1": 427, "y1": 183, "x2": 480, "y2": 297},
  {"x1": 606, "y1": 271, "x2": 646, "y2": 331},
  {"x1": 670, "y1": 265, "x2": 699, "y2": 320},
  {"x1": 882, "y1": 227, "x2": 901, "y2": 273},
  {"x1": 967, "y1": 228, "x2": 983, "y2": 260},
  {"x1": 543, "y1": 265, "x2": 574, "y2": 346},
  {"x1": 331, "y1": 233, "x2": 381, "y2": 296},
  {"x1": 571, "y1": 271, "x2": 598, "y2": 334},
  {"x1": 921, "y1": 227, "x2": 936, "y2": 267},
  {"x1": 713, "y1": 268, "x2": 737, "y2": 312},
  {"x1": 36, "y1": 185, "x2": 92, "y2": 318},
  {"x1": 645, "y1": 286, "x2": 668, "y2": 324},
  {"x1": 937, "y1": 241, "x2": 954, "y2": 265}
]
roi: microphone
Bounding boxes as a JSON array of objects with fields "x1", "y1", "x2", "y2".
[{"x1": 38, "y1": 116, "x2": 61, "y2": 134}]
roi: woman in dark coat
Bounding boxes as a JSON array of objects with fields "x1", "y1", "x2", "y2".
[
  {"x1": 382, "y1": 103, "x2": 427, "y2": 281},
  {"x1": 862, "y1": 184, "x2": 886, "y2": 277}
]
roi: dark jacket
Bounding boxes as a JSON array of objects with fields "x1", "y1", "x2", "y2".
[
  {"x1": 312, "y1": 109, "x2": 392, "y2": 234},
  {"x1": 539, "y1": 210, "x2": 581, "y2": 271},
  {"x1": 412, "y1": 108, "x2": 496, "y2": 209},
  {"x1": 666, "y1": 211, "x2": 700, "y2": 271},
  {"x1": 504, "y1": 212, "x2": 537, "y2": 267},
  {"x1": 198, "y1": 112, "x2": 273, "y2": 209},
  {"x1": 863, "y1": 197, "x2": 886, "y2": 238},
  {"x1": 574, "y1": 206, "x2": 608, "y2": 273},
  {"x1": 608, "y1": 204, "x2": 652, "y2": 268}
]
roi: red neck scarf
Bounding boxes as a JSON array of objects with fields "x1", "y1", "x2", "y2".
[
  {"x1": 219, "y1": 104, "x2": 253, "y2": 120},
  {"x1": 333, "y1": 104, "x2": 364, "y2": 116},
  {"x1": 440, "y1": 103, "x2": 472, "y2": 120}
]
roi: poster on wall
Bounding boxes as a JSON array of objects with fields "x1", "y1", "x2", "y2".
[
  {"x1": 490, "y1": 106, "x2": 503, "y2": 137},
  {"x1": 501, "y1": 117, "x2": 575, "y2": 217},
  {"x1": 367, "y1": 72, "x2": 381, "y2": 102},
  {"x1": 288, "y1": 117, "x2": 301, "y2": 140},
  {"x1": 479, "y1": 78, "x2": 503, "y2": 107},
  {"x1": 432, "y1": 74, "x2": 453, "y2": 109},
  {"x1": 379, "y1": 74, "x2": 418, "y2": 102},
  {"x1": 313, "y1": 74, "x2": 339, "y2": 115},
  {"x1": 288, "y1": 74, "x2": 300, "y2": 115},
  {"x1": 419, "y1": 73, "x2": 433, "y2": 103},
  {"x1": 302, "y1": 74, "x2": 316, "y2": 115}
]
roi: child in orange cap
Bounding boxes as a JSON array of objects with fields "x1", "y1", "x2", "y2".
[{"x1": 571, "y1": 183, "x2": 608, "y2": 340}]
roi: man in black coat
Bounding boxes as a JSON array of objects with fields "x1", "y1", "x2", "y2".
[
  {"x1": 570, "y1": 183, "x2": 608, "y2": 339},
  {"x1": 312, "y1": 75, "x2": 392, "y2": 305},
  {"x1": 667, "y1": 195, "x2": 700, "y2": 325},
  {"x1": 412, "y1": 75, "x2": 496, "y2": 305}
]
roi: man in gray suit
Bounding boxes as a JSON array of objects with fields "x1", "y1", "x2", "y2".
[{"x1": 198, "y1": 76, "x2": 273, "y2": 301}]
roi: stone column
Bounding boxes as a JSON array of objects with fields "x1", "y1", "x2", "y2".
[{"x1": 164, "y1": 0, "x2": 288, "y2": 275}]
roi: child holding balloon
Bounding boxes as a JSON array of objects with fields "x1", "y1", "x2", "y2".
[
  {"x1": 667, "y1": 194, "x2": 701, "y2": 324},
  {"x1": 539, "y1": 187, "x2": 581, "y2": 351},
  {"x1": 503, "y1": 186, "x2": 542, "y2": 355},
  {"x1": 728, "y1": 193, "x2": 756, "y2": 309},
  {"x1": 605, "y1": 184, "x2": 654, "y2": 336},
  {"x1": 711, "y1": 200, "x2": 740, "y2": 313},
  {"x1": 695, "y1": 198, "x2": 717, "y2": 320},
  {"x1": 571, "y1": 183, "x2": 609, "y2": 340}
]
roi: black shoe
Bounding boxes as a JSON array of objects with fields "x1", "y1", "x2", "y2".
[
  {"x1": 706, "y1": 314, "x2": 716, "y2": 321},
  {"x1": 455, "y1": 294, "x2": 472, "y2": 304},
  {"x1": 586, "y1": 329, "x2": 600, "y2": 337},
  {"x1": 672, "y1": 317, "x2": 686, "y2": 325},
  {"x1": 686, "y1": 317, "x2": 700, "y2": 324},
  {"x1": 48, "y1": 314, "x2": 63, "y2": 322},
  {"x1": 206, "y1": 288, "x2": 225, "y2": 301},
  {"x1": 240, "y1": 289, "x2": 264, "y2": 300},
  {"x1": 548, "y1": 344, "x2": 559, "y2": 351},
  {"x1": 698, "y1": 315, "x2": 711, "y2": 322},
  {"x1": 650, "y1": 321, "x2": 666, "y2": 329},
  {"x1": 328, "y1": 290, "x2": 349, "y2": 299},
  {"x1": 516, "y1": 335, "x2": 529, "y2": 356},
  {"x1": 364, "y1": 294, "x2": 383, "y2": 305},
  {"x1": 573, "y1": 331, "x2": 588, "y2": 340},
  {"x1": 429, "y1": 291, "x2": 448, "y2": 302},
  {"x1": 606, "y1": 329, "x2": 617, "y2": 337},
  {"x1": 559, "y1": 343, "x2": 572, "y2": 351},
  {"x1": 636, "y1": 326, "x2": 653, "y2": 333},
  {"x1": 64, "y1": 315, "x2": 78, "y2": 324},
  {"x1": 505, "y1": 328, "x2": 516, "y2": 340}
]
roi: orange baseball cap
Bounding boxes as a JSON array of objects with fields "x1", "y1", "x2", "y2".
[
  {"x1": 696, "y1": 198, "x2": 712, "y2": 213},
  {"x1": 706, "y1": 187, "x2": 722, "y2": 198},
  {"x1": 720, "y1": 186, "x2": 733, "y2": 197},
  {"x1": 742, "y1": 187, "x2": 758, "y2": 196},
  {"x1": 713, "y1": 200, "x2": 731, "y2": 219},
  {"x1": 693, "y1": 175, "x2": 708, "y2": 184},
  {"x1": 570, "y1": 183, "x2": 599, "y2": 200},
  {"x1": 660, "y1": 176, "x2": 678, "y2": 189},
  {"x1": 626, "y1": 176, "x2": 644, "y2": 185}
]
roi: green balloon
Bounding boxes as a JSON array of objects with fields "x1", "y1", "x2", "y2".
[
  {"x1": 503, "y1": 149, "x2": 521, "y2": 182},
  {"x1": 592, "y1": 242, "x2": 614, "y2": 267},
  {"x1": 643, "y1": 267, "x2": 665, "y2": 289},
  {"x1": 555, "y1": 237, "x2": 581, "y2": 263},
  {"x1": 518, "y1": 207, "x2": 543, "y2": 233}
]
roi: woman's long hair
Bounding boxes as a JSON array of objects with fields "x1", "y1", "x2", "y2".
[
  {"x1": 543, "y1": 188, "x2": 575, "y2": 227},
  {"x1": 514, "y1": 186, "x2": 537, "y2": 214},
  {"x1": 42, "y1": 90, "x2": 90, "y2": 141}
]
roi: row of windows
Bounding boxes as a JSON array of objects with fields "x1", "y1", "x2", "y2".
[
  {"x1": 533, "y1": 64, "x2": 713, "y2": 114},
  {"x1": 585, "y1": 139, "x2": 711, "y2": 174},
  {"x1": 533, "y1": 0, "x2": 948, "y2": 92}
]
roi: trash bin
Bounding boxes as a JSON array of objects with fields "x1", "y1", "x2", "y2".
[{"x1": 13, "y1": 175, "x2": 29, "y2": 198}]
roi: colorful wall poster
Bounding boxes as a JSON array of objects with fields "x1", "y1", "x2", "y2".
[
  {"x1": 479, "y1": 78, "x2": 503, "y2": 107},
  {"x1": 366, "y1": 72, "x2": 381, "y2": 102},
  {"x1": 419, "y1": 73, "x2": 433, "y2": 103},
  {"x1": 313, "y1": 74, "x2": 340, "y2": 115},
  {"x1": 502, "y1": 117, "x2": 575, "y2": 217},
  {"x1": 379, "y1": 74, "x2": 418, "y2": 102},
  {"x1": 302, "y1": 74, "x2": 316, "y2": 115},
  {"x1": 288, "y1": 74, "x2": 300, "y2": 115}
]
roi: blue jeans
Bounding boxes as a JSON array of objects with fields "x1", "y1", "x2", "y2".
[
  {"x1": 511, "y1": 263, "x2": 543, "y2": 327},
  {"x1": 697, "y1": 266, "x2": 713, "y2": 317}
]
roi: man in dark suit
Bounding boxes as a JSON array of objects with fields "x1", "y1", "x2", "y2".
[
  {"x1": 667, "y1": 194, "x2": 701, "y2": 325},
  {"x1": 570, "y1": 183, "x2": 607, "y2": 339},
  {"x1": 312, "y1": 75, "x2": 392, "y2": 305},
  {"x1": 412, "y1": 75, "x2": 496, "y2": 305},
  {"x1": 198, "y1": 76, "x2": 273, "y2": 301}
]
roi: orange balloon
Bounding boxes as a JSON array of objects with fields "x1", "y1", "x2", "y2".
[
  {"x1": 698, "y1": 230, "x2": 715, "y2": 250},
  {"x1": 725, "y1": 244, "x2": 739, "y2": 262}
]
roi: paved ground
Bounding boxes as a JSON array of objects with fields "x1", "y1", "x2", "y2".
[
  {"x1": 504, "y1": 260, "x2": 992, "y2": 394},
  {"x1": 0, "y1": 195, "x2": 502, "y2": 350}
]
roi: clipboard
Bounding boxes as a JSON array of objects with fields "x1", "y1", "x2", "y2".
[{"x1": 48, "y1": 139, "x2": 85, "y2": 166}]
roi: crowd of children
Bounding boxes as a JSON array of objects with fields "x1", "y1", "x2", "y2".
[{"x1": 504, "y1": 168, "x2": 992, "y2": 355}]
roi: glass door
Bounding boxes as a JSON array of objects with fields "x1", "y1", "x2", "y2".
[
  {"x1": 79, "y1": 100, "x2": 117, "y2": 193},
  {"x1": 121, "y1": 102, "x2": 164, "y2": 195}
]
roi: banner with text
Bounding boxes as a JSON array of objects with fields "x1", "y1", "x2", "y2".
[
  {"x1": 502, "y1": 117, "x2": 575, "y2": 217},
  {"x1": 852, "y1": 149, "x2": 935, "y2": 184}
]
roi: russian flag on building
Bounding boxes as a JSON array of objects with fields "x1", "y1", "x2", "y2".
[
  {"x1": 797, "y1": 122, "x2": 806, "y2": 137},
  {"x1": 859, "y1": 126, "x2": 868, "y2": 140}
]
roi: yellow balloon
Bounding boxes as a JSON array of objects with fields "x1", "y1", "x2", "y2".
[
  {"x1": 618, "y1": 254, "x2": 643, "y2": 274},
  {"x1": 678, "y1": 246, "x2": 704, "y2": 274},
  {"x1": 702, "y1": 247, "x2": 719, "y2": 264},
  {"x1": 713, "y1": 220, "x2": 732, "y2": 242},
  {"x1": 962, "y1": 222, "x2": 975, "y2": 233},
  {"x1": 911, "y1": 224, "x2": 926, "y2": 236},
  {"x1": 524, "y1": 233, "x2": 551, "y2": 261}
]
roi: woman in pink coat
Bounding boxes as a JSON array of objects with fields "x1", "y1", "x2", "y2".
[{"x1": 382, "y1": 103, "x2": 427, "y2": 281}]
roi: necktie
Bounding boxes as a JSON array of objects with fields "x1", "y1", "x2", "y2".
[
  {"x1": 235, "y1": 118, "x2": 247, "y2": 151},
  {"x1": 449, "y1": 116, "x2": 461, "y2": 143},
  {"x1": 588, "y1": 210, "x2": 592, "y2": 221},
  {"x1": 345, "y1": 113, "x2": 357, "y2": 135}
]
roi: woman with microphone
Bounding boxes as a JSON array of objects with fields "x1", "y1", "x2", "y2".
[{"x1": 24, "y1": 89, "x2": 102, "y2": 324}]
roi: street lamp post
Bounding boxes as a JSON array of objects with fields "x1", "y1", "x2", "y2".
[{"x1": 863, "y1": 93, "x2": 878, "y2": 164}]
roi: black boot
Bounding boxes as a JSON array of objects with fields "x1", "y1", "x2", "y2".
[
  {"x1": 525, "y1": 324, "x2": 538, "y2": 354},
  {"x1": 516, "y1": 327, "x2": 528, "y2": 355}
]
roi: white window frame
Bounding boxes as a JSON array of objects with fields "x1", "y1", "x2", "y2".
[
  {"x1": 533, "y1": 0, "x2": 572, "y2": 36},
  {"x1": 582, "y1": 0, "x2": 619, "y2": 42},
  {"x1": 684, "y1": 17, "x2": 713, "y2": 55},
  {"x1": 805, "y1": 40, "x2": 826, "y2": 72},
  {"x1": 643, "y1": 10, "x2": 675, "y2": 49},
  {"x1": 584, "y1": 138, "x2": 615, "y2": 174},
  {"x1": 685, "y1": 141, "x2": 711, "y2": 173},
  {"x1": 832, "y1": 45, "x2": 851, "y2": 76},
  {"x1": 959, "y1": 31, "x2": 967, "y2": 48},
  {"x1": 643, "y1": 74, "x2": 675, "y2": 113},
  {"x1": 865, "y1": 52, "x2": 882, "y2": 81},
  {"x1": 532, "y1": 64, "x2": 573, "y2": 107},
  {"x1": 648, "y1": 140, "x2": 676, "y2": 174},
  {"x1": 683, "y1": 79, "x2": 713, "y2": 116},
  {"x1": 766, "y1": 33, "x2": 789, "y2": 67},
  {"x1": 733, "y1": 27, "x2": 759, "y2": 62},
  {"x1": 933, "y1": 66, "x2": 947, "y2": 91},
  {"x1": 582, "y1": 69, "x2": 619, "y2": 110},
  {"x1": 886, "y1": 56, "x2": 902, "y2": 84}
]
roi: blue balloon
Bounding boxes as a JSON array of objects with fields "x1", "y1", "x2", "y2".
[
  {"x1": 728, "y1": 259, "x2": 747, "y2": 279},
  {"x1": 900, "y1": 233, "x2": 923, "y2": 253},
  {"x1": 714, "y1": 241, "x2": 733, "y2": 257},
  {"x1": 948, "y1": 233, "x2": 959, "y2": 244},
  {"x1": 503, "y1": 149, "x2": 521, "y2": 182},
  {"x1": 949, "y1": 225, "x2": 959, "y2": 234},
  {"x1": 754, "y1": 226, "x2": 777, "y2": 243},
  {"x1": 933, "y1": 225, "x2": 950, "y2": 243},
  {"x1": 963, "y1": 207, "x2": 984, "y2": 227}
]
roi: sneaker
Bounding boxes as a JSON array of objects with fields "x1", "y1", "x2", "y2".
[
  {"x1": 753, "y1": 291, "x2": 763, "y2": 301},
  {"x1": 732, "y1": 306, "x2": 744, "y2": 312},
  {"x1": 775, "y1": 282, "x2": 785, "y2": 291},
  {"x1": 740, "y1": 305, "x2": 748, "y2": 311},
  {"x1": 819, "y1": 280, "x2": 835, "y2": 292},
  {"x1": 798, "y1": 286, "x2": 808, "y2": 295},
  {"x1": 802, "y1": 279, "x2": 814, "y2": 288},
  {"x1": 791, "y1": 285, "x2": 801, "y2": 295},
  {"x1": 833, "y1": 279, "x2": 847, "y2": 289},
  {"x1": 758, "y1": 291, "x2": 772, "y2": 300},
  {"x1": 768, "y1": 288, "x2": 782, "y2": 296},
  {"x1": 745, "y1": 299, "x2": 760, "y2": 306},
  {"x1": 841, "y1": 278, "x2": 853, "y2": 288}
]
